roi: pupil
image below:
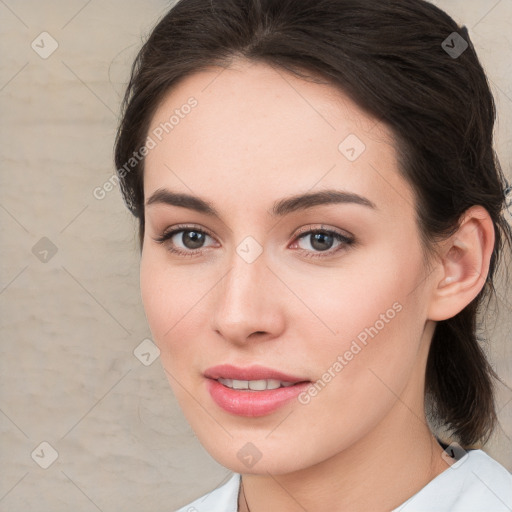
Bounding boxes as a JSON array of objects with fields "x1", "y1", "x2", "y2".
[
  {"x1": 183, "y1": 231, "x2": 205, "y2": 249},
  {"x1": 311, "y1": 232, "x2": 333, "y2": 251}
]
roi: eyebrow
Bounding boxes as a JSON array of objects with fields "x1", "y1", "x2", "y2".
[{"x1": 145, "y1": 188, "x2": 376, "y2": 218}]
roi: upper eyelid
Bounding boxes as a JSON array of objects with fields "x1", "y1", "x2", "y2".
[{"x1": 293, "y1": 224, "x2": 353, "y2": 239}]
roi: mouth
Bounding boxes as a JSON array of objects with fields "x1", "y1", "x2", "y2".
[{"x1": 204, "y1": 364, "x2": 311, "y2": 417}]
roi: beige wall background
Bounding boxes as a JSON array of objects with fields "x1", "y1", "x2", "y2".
[{"x1": 0, "y1": 0, "x2": 510, "y2": 510}]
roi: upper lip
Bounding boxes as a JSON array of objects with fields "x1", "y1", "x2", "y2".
[{"x1": 204, "y1": 364, "x2": 309, "y2": 383}]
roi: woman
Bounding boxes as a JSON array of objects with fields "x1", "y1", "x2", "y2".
[{"x1": 114, "y1": 0, "x2": 512, "y2": 510}]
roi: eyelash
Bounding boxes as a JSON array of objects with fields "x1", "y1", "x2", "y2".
[{"x1": 153, "y1": 223, "x2": 354, "y2": 259}]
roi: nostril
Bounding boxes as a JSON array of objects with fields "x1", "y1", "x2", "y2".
[{"x1": 249, "y1": 331, "x2": 267, "y2": 338}]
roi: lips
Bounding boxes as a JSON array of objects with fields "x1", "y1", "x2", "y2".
[
  {"x1": 204, "y1": 364, "x2": 311, "y2": 417},
  {"x1": 203, "y1": 364, "x2": 308, "y2": 383}
]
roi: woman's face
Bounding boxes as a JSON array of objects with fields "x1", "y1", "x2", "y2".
[{"x1": 140, "y1": 60, "x2": 439, "y2": 474}]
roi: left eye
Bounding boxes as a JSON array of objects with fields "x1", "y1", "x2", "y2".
[{"x1": 294, "y1": 230, "x2": 353, "y2": 254}]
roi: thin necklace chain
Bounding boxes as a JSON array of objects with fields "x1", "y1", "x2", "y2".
[{"x1": 241, "y1": 477, "x2": 250, "y2": 512}]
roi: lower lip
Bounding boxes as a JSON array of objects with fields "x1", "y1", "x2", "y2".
[{"x1": 206, "y1": 378, "x2": 311, "y2": 417}]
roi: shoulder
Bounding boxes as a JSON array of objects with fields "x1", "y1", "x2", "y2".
[
  {"x1": 174, "y1": 473, "x2": 241, "y2": 512},
  {"x1": 394, "y1": 449, "x2": 512, "y2": 512}
]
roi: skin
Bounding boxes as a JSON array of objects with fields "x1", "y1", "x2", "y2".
[{"x1": 139, "y1": 59, "x2": 494, "y2": 511}]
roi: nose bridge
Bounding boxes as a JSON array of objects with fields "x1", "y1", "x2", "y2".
[{"x1": 211, "y1": 243, "x2": 282, "y2": 342}]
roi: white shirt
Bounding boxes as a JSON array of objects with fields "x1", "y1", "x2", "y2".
[{"x1": 175, "y1": 449, "x2": 512, "y2": 511}]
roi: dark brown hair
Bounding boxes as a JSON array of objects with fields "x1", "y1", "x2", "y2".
[{"x1": 114, "y1": 0, "x2": 512, "y2": 447}]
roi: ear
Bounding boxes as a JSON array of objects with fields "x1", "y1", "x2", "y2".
[{"x1": 428, "y1": 206, "x2": 495, "y2": 321}]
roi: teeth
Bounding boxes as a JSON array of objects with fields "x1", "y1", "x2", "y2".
[
  {"x1": 233, "y1": 379, "x2": 248, "y2": 390},
  {"x1": 218, "y1": 378, "x2": 296, "y2": 390},
  {"x1": 249, "y1": 379, "x2": 268, "y2": 390}
]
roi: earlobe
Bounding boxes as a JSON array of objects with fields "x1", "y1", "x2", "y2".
[{"x1": 428, "y1": 206, "x2": 495, "y2": 321}]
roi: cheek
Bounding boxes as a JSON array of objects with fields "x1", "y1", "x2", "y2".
[
  {"x1": 280, "y1": 273, "x2": 427, "y2": 466},
  {"x1": 279, "y1": 239, "x2": 425, "y2": 350},
  {"x1": 291, "y1": 245, "x2": 428, "y2": 404},
  {"x1": 139, "y1": 249, "x2": 217, "y2": 381},
  {"x1": 309, "y1": 289, "x2": 421, "y2": 403},
  {"x1": 140, "y1": 251, "x2": 171, "y2": 340},
  {"x1": 140, "y1": 251, "x2": 194, "y2": 352}
]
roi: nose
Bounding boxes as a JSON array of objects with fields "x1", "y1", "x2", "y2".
[{"x1": 210, "y1": 248, "x2": 286, "y2": 345}]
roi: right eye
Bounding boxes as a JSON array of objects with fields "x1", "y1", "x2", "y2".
[{"x1": 154, "y1": 225, "x2": 219, "y2": 257}]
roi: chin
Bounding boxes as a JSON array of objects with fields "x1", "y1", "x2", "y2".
[{"x1": 193, "y1": 433, "x2": 314, "y2": 476}]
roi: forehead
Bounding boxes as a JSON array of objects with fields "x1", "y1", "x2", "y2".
[{"x1": 143, "y1": 59, "x2": 414, "y2": 215}]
